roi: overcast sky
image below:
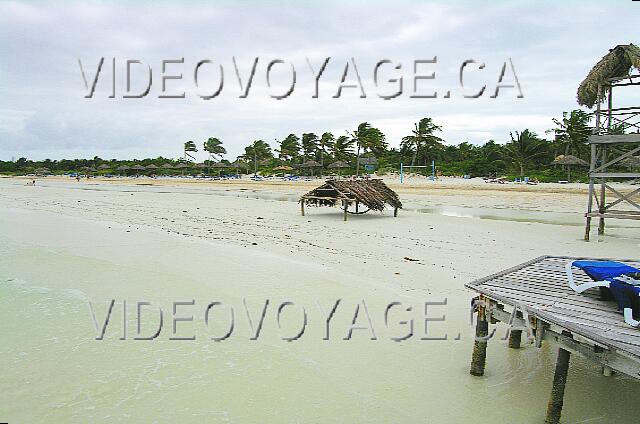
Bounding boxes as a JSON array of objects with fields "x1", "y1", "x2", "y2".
[{"x1": 0, "y1": 0, "x2": 638, "y2": 161}]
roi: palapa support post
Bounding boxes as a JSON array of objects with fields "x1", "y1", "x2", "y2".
[
  {"x1": 545, "y1": 332, "x2": 572, "y2": 424},
  {"x1": 355, "y1": 201, "x2": 359, "y2": 213},
  {"x1": 470, "y1": 298, "x2": 489, "y2": 376},
  {"x1": 300, "y1": 201, "x2": 305, "y2": 216},
  {"x1": 343, "y1": 200, "x2": 348, "y2": 222},
  {"x1": 394, "y1": 207, "x2": 398, "y2": 217}
]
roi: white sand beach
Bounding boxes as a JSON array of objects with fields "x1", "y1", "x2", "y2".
[{"x1": 1, "y1": 176, "x2": 639, "y2": 423}]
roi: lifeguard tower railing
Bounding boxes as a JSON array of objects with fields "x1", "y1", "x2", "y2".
[{"x1": 584, "y1": 74, "x2": 640, "y2": 240}]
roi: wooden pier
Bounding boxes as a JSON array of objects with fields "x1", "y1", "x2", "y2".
[{"x1": 466, "y1": 255, "x2": 640, "y2": 424}]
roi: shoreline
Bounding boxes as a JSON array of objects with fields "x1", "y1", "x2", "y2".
[{"x1": 6, "y1": 174, "x2": 631, "y2": 196}]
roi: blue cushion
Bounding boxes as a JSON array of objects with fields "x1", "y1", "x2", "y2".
[
  {"x1": 572, "y1": 261, "x2": 639, "y2": 282},
  {"x1": 573, "y1": 261, "x2": 640, "y2": 317}
]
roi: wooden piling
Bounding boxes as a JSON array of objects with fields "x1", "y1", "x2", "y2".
[
  {"x1": 470, "y1": 301, "x2": 489, "y2": 376},
  {"x1": 545, "y1": 335, "x2": 572, "y2": 424},
  {"x1": 508, "y1": 311, "x2": 523, "y2": 349},
  {"x1": 508, "y1": 329, "x2": 522, "y2": 349}
]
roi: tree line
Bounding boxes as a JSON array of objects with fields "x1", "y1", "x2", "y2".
[{"x1": 1, "y1": 110, "x2": 632, "y2": 181}]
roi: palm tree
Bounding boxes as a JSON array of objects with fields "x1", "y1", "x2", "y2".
[
  {"x1": 203, "y1": 137, "x2": 226, "y2": 175},
  {"x1": 478, "y1": 140, "x2": 505, "y2": 176},
  {"x1": 331, "y1": 135, "x2": 354, "y2": 162},
  {"x1": 301, "y1": 133, "x2": 319, "y2": 161},
  {"x1": 184, "y1": 140, "x2": 197, "y2": 162},
  {"x1": 244, "y1": 140, "x2": 272, "y2": 176},
  {"x1": 505, "y1": 129, "x2": 547, "y2": 177},
  {"x1": 276, "y1": 134, "x2": 301, "y2": 162},
  {"x1": 318, "y1": 132, "x2": 335, "y2": 170},
  {"x1": 349, "y1": 122, "x2": 387, "y2": 176},
  {"x1": 548, "y1": 110, "x2": 591, "y2": 158},
  {"x1": 400, "y1": 117, "x2": 444, "y2": 167}
]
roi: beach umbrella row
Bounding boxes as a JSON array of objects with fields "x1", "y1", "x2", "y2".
[{"x1": 70, "y1": 159, "x2": 363, "y2": 176}]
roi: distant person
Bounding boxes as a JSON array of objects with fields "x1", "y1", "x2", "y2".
[{"x1": 76, "y1": 174, "x2": 81, "y2": 182}]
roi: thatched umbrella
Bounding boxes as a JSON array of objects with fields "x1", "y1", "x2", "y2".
[
  {"x1": 174, "y1": 162, "x2": 190, "y2": 176},
  {"x1": 621, "y1": 156, "x2": 640, "y2": 169},
  {"x1": 145, "y1": 164, "x2": 158, "y2": 175},
  {"x1": 272, "y1": 165, "x2": 294, "y2": 176},
  {"x1": 328, "y1": 160, "x2": 350, "y2": 178},
  {"x1": 116, "y1": 165, "x2": 130, "y2": 175},
  {"x1": 130, "y1": 164, "x2": 145, "y2": 176},
  {"x1": 230, "y1": 161, "x2": 245, "y2": 175},
  {"x1": 552, "y1": 155, "x2": 589, "y2": 182},
  {"x1": 161, "y1": 163, "x2": 174, "y2": 170},
  {"x1": 301, "y1": 160, "x2": 321, "y2": 177},
  {"x1": 84, "y1": 167, "x2": 97, "y2": 173},
  {"x1": 359, "y1": 157, "x2": 378, "y2": 165},
  {"x1": 207, "y1": 162, "x2": 227, "y2": 177},
  {"x1": 97, "y1": 164, "x2": 111, "y2": 171},
  {"x1": 328, "y1": 161, "x2": 349, "y2": 169},
  {"x1": 577, "y1": 44, "x2": 640, "y2": 108}
]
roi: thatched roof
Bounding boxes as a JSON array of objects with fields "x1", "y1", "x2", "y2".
[
  {"x1": 552, "y1": 155, "x2": 589, "y2": 166},
  {"x1": 130, "y1": 165, "x2": 145, "y2": 171},
  {"x1": 301, "y1": 160, "x2": 321, "y2": 168},
  {"x1": 84, "y1": 167, "x2": 97, "y2": 172},
  {"x1": 577, "y1": 44, "x2": 640, "y2": 108},
  {"x1": 35, "y1": 167, "x2": 51, "y2": 174},
  {"x1": 359, "y1": 157, "x2": 378, "y2": 165},
  {"x1": 273, "y1": 165, "x2": 294, "y2": 171},
  {"x1": 116, "y1": 165, "x2": 130, "y2": 171},
  {"x1": 301, "y1": 179, "x2": 402, "y2": 212},
  {"x1": 328, "y1": 161, "x2": 350, "y2": 169},
  {"x1": 621, "y1": 156, "x2": 640, "y2": 168},
  {"x1": 146, "y1": 164, "x2": 159, "y2": 169},
  {"x1": 175, "y1": 163, "x2": 190, "y2": 169},
  {"x1": 97, "y1": 164, "x2": 111, "y2": 170},
  {"x1": 161, "y1": 163, "x2": 174, "y2": 169},
  {"x1": 211, "y1": 162, "x2": 229, "y2": 168}
]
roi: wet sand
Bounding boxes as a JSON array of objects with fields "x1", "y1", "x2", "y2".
[{"x1": 0, "y1": 177, "x2": 639, "y2": 423}]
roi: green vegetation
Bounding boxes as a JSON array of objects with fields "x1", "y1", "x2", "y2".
[{"x1": 2, "y1": 110, "x2": 634, "y2": 182}]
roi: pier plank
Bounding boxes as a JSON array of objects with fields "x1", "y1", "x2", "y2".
[{"x1": 466, "y1": 256, "x2": 640, "y2": 369}]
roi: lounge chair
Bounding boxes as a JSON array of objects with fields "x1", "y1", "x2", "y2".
[{"x1": 565, "y1": 260, "x2": 640, "y2": 327}]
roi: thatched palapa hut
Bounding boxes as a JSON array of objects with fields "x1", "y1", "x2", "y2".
[{"x1": 300, "y1": 179, "x2": 402, "y2": 221}]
